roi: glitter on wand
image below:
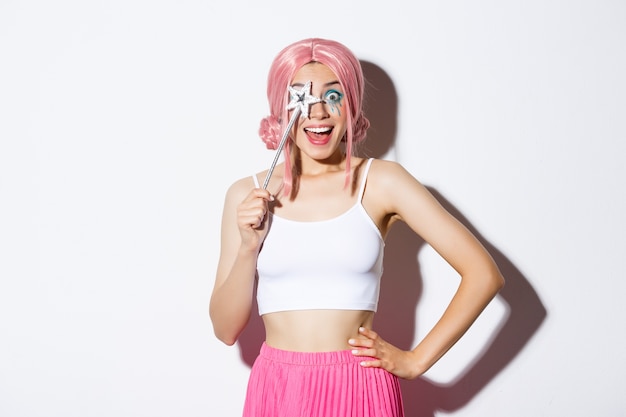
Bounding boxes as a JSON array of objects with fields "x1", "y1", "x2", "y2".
[{"x1": 262, "y1": 81, "x2": 321, "y2": 189}]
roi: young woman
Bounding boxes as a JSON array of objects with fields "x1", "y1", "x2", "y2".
[{"x1": 210, "y1": 38, "x2": 504, "y2": 417}]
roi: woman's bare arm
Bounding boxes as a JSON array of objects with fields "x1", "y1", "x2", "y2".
[
  {"x1": 209, "y1": 179, "x2": 273, "y2": 345},
  {"x1": 352, "y1": 160, "x2": 504, "y2": 378}
]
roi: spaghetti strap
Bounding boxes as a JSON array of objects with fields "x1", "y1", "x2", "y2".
[
  {"x1": 357, "y1": 158, "x2": 374, "y2": 202},
  {"x1": 252, "y1": 174, "x2": 260, "y2": 188}
]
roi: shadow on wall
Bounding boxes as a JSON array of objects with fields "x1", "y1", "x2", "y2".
[{"x1": 237, "y1": 60, "x2": 547, "y2": 417}]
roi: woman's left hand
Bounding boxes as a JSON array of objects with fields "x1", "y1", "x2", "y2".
[{"x1": 348, "y1": 327, "x2": 423, "y2": 380}]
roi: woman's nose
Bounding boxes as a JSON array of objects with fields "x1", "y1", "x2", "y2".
[{"x1": 308, "y1": 101, "x2": 328, "y2": 119}]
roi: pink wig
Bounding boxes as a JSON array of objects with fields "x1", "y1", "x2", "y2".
[{"x1": 258, "y1": 38, "x2": 370, "y2": 196}]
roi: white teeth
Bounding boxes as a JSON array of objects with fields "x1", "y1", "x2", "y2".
[{"x1": 305, "y1": 127, "x2": 332, "y2": 134}]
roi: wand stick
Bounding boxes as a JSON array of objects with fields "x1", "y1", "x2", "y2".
[
  {"x1": 261, "y1": 80, "x2": 321, "y2": 190},
  {"x1": 262, "y1": 107, "x2": 300, "y2": 189}
]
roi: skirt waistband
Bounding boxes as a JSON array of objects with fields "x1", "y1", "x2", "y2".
[{"x1": 259, "y1": 342, "x2": 361, "y2": 365}]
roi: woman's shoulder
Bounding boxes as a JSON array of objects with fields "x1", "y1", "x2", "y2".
[
  {"x1": 368, "y1": 157, "x2": 403, "y2": 170},
  {"x1": 366, "y1": 158, "x2": 429, "y2": 204},
  {"x1": 367, "y1": 158, "x2": 416, "y2": 183},
  {"x1": 225, "y1": 166, "x2": 283, "y2": 198},
  {"x1": 229, "y1": 175, "x2": 255, "y2": 189},
  {"x1": 223, "y1": 174, "x2": 257, "y2": 204}
]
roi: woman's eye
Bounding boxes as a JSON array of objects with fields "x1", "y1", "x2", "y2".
[{"x1": 324, "y1": 90, "x2": 343, "y2": 103}]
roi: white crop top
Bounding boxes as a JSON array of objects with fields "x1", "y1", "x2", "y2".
[{"x1": 254, "y1": 158, "x2": 384, "y2": 315}]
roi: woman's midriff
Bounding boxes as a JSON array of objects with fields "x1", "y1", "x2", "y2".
[{"x1": 262, "y1": 309, "x2": 375, "y2": 352}]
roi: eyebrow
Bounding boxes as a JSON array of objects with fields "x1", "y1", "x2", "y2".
[{"x1": 290, "y1": 80, "x2": 341, "y2": 88}]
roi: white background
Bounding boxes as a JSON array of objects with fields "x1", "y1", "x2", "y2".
[{"x1": 1, "y1": 1, "x2": 625, "y2": 416}]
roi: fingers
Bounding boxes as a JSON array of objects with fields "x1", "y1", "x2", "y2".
[
  {"x1": 238, "y1": 188, "x2": 274, "y2": 229},
  {"x1": 357, "y1": 326, "x2": 378, "y2": 340},
  {"x1": 348, "y1": 327, "x2": 381, "y2": 360},
  {"x1": 348, "y1": 327, "x2": 415, "y2": 378},
  {"x1": 348, "y1": 327, "x2": 376, "y2": 349}
]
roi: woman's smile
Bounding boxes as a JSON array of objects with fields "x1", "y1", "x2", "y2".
[{"x1": 304, "y1": 124, "x2": 334, "y2": 145}]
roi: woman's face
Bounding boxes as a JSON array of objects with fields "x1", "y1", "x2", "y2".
[{"x1": 289, "y1": 62, "x2": 348, "y2": 162}]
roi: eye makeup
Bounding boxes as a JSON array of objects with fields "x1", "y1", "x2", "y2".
[{"x1": 322, "y1": 89, "x2": 344, "y2": 115}]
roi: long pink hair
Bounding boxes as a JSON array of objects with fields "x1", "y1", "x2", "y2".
[{"x1": 258, "y1": 38, "x2": 370, "y2": 196}]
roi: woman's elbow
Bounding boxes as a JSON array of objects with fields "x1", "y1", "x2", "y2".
[
  {"x1": 489, "y1": 268, "x2": 505, "y2": 294},
  {"x1": 215, "y1": 330, "x2": 238, "y2": 346},
  {"x1": 209, "y1": 309, "x2": 244, "y2": 346},
  {"x1": 210, "y1": 320, "x2": 240, "y2": 346}
]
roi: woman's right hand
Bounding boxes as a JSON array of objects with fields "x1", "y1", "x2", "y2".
[{"x1": 237, "y1": 188, "x2": 274, "y2": 252}]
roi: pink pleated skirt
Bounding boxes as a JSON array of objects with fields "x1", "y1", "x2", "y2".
[{"x1": 242, "y1": 343, "x2": 404, "y2": 417}]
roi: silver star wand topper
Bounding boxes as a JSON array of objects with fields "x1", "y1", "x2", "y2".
[{"x1": 262, "y1": 81, "x2": 321, "y2": 189}]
